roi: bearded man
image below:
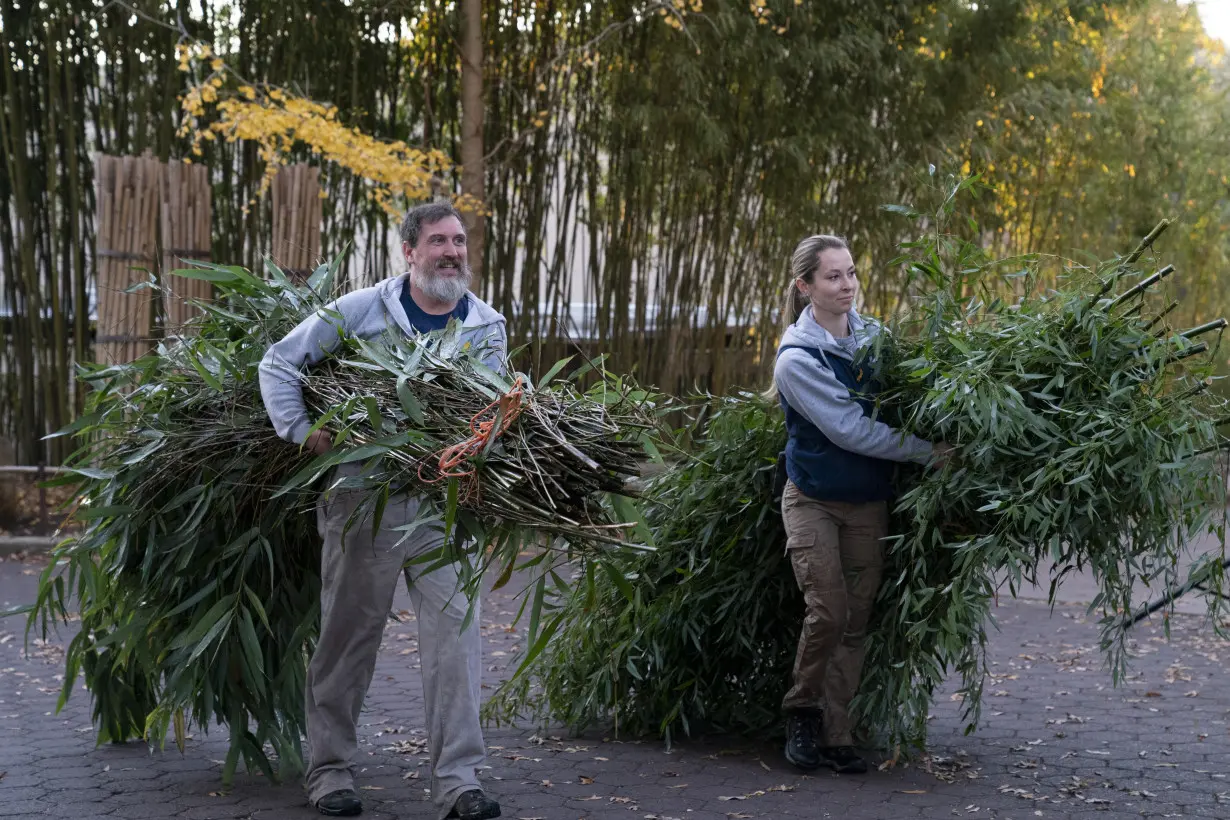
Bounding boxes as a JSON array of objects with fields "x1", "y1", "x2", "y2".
[{"x1": 259, "y1": 202, "x2": 505, "y2": 820}]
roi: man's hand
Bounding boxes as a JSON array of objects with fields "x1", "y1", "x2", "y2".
[
  {"x1": 304, "y1": 430, "x2": 333, "y2": 456},
  {"x1": 930, "y1": 441, "x2": 955, "y2": 468}
]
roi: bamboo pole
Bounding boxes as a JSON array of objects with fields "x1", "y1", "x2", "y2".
[
  {"x1": 61, "y1": 16, "x2": 88, "y2": 423},
  {"x1": 0, "y1": 4, "x2": 44, "y2": 462},
  {"x1": 44, "y1": 34, "x2": 69, "y2": 460}
]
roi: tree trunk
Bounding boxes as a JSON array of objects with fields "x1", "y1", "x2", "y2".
[{"x1": 459, "y1": 0, "x2": 485, "y2": 285}]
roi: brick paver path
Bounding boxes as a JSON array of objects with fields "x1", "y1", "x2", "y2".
[{"x1": 2, "y1": 551, "x2": 1228, "y2": 820}]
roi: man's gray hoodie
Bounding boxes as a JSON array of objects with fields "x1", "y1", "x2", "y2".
[
  {"x1": 259, "y1": 273, "x2": 507, "y2": 445},
  {"x1": 774, "y1": 305, "x2": 931, "y2": 464}
]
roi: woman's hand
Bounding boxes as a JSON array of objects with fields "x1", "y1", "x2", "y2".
[{"x1": 930, "y1": 441, "x2": 955, "y2": 468}]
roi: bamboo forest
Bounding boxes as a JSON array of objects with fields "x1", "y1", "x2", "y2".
[{"x1": 2, "y1": 1, "x2": 1228, "y2": 464}]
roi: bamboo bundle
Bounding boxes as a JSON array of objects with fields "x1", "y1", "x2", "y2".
[
  {"x1": 32, "y1": 255, "x2": 659, "y2": 782},
  {"x1": 271, "y1": 164, "x2": 322, "y2": 279},
  {"x1": 94, "y1": 154, "x2": 161, "y2": 364},
  {"x1": 487, "y1": 220, "x2": 1230, "y2": 753},
  {"x1": 160, "y1": 161, "x2": 212, "y2": 332}
]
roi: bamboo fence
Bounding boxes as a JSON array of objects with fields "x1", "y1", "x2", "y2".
[
  {"x1": 94, "y1": 154, "x2": 160, "y2": 364},
  {"x1": 160, "y1": 161, "x2": 213, "y2": 332},
  {"x1": 271, "y1": 164, "x2": 322, "y2": 280}
]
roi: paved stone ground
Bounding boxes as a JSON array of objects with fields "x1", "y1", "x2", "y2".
[{"x1": 2, "y1": 550, "x2": 1229, "y2": 820}]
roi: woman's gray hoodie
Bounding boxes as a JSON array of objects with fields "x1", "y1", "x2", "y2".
[
  {"x1": 774, "y1": 305, "x2": 931, "y2": 464},
  {"x1": 259, "y1": 273, "x2": 507, "y2": 445}
]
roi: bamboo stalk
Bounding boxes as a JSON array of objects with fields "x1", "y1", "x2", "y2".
[
  {"x1": 1108, "y1": 265, "x2": 1176, "y2": 310},
  {"x1": 0, "y1": 2, "x2": 45, "y2": 461},
  {"x1": 1124, "y1": 219, "x2": 1170, "y2": 266},
  {"x1": 1145, "y1": 300, "x2": 1180, "y2": 332},
  {"x1": 1164, "y1": 341, "x2": 1209, "y2": 366},
  {"x1": 44, "y1": 37, "x2": 68, "y2": 456},
  {"x1": 1179, "y1": 318, "x2": 1227, "y2": 340}
]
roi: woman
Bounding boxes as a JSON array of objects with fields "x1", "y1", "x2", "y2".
[{"x1": 772, "y1": 234, "x2": 951, "y2": 774}]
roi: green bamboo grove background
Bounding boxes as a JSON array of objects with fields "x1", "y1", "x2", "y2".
[{"x1": 4, "y1": 0, "x2": 1230, "y2": 464}]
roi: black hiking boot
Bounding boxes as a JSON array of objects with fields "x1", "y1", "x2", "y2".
[
  {"x1": 315, "y1": 788, "x2": 363, "y2": 816},
  {"x1": 818, "y1": 744, "x2": 869, "y2": 774},
  {"x1": 784, "y1": 709, "x2": 823, "y2": 770},
  {"x1": 447, "y1": 788, "x2": 502, "y2": 820}
]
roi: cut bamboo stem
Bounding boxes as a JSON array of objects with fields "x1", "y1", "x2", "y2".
[
  {"x1": 1179, "y1": 319, "x2": 1227, "y2": 340},
  {"x1": 1124, "y1": 219, "x2": 1170, "y2": 266},
  {"x1": 1164, "y1": 341, "x2": 1209, "y2": 366},
  {"x1": 1109, "y1": 264, "x2": 1176, "y2": 310}
]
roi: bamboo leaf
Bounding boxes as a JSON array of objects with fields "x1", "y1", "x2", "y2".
[
  {"x1": 396, "y1": 376, "x2": 425, "y2": 425},
  {"x1": 536, "y1": 356, "x2": 575, "y2": 390}
]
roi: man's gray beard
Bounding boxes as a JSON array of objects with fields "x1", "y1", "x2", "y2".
[{"x1": 411, "y1": 262, "x2": 473, "y2": 304}]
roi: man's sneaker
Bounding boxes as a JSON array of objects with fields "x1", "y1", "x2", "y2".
[
  {"x1": 818, "y1": 745, "x2": 869, "y2": 774},
  {"x1": 315, "y1": 788, "x2": 363, "y2": 817},
  {"x1": 447, "y1": 789, "x2": 502, "y2": 820},
  {"x1": 783, "y1": 710, "x2": 822, "y2": 770}
]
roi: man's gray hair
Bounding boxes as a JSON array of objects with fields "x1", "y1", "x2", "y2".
[{"x1": 399, "y1": 201, "x2": 465, "y2": 249}]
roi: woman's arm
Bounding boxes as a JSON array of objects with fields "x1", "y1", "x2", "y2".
[{"x1": 775, "y1": 348, "x2": 933, "y2": 464}]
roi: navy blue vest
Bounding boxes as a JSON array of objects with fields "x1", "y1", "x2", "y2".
[{"x1": 778, "y1": 345, "x2": 895, "y2": 503}]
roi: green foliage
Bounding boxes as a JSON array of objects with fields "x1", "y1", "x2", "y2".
[
  {"x1": 489, "y1": 192, "x2": 1230, "y2": 752},
  {"x1": 863, "y1": 192, "x2": 1230, "y2": 749},
  {"x1": 29, "y1": 262, "x2": 328, "y2": 782},
  {"x1": 486, "y1": 396, "x2": 798, "y2": 742},
  {"x1": 24, "y1": 257, "x2": 659, "y2": 783}
]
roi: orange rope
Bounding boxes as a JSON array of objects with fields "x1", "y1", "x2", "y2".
[{"x1": 418, "y1": 376, "x2": 526, "y2": 486}]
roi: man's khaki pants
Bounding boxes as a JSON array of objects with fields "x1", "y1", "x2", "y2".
[
  {"x1": 780, "y1": 480, "x2": 887, "y2": 747},
  {"x1": 306, "y1": 467, "x2": 485, "y2": 819}
]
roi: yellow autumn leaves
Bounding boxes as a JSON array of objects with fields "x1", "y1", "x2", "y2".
[{"x1": 173, "y1": 42, "x2": 474, "y2": 219}]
